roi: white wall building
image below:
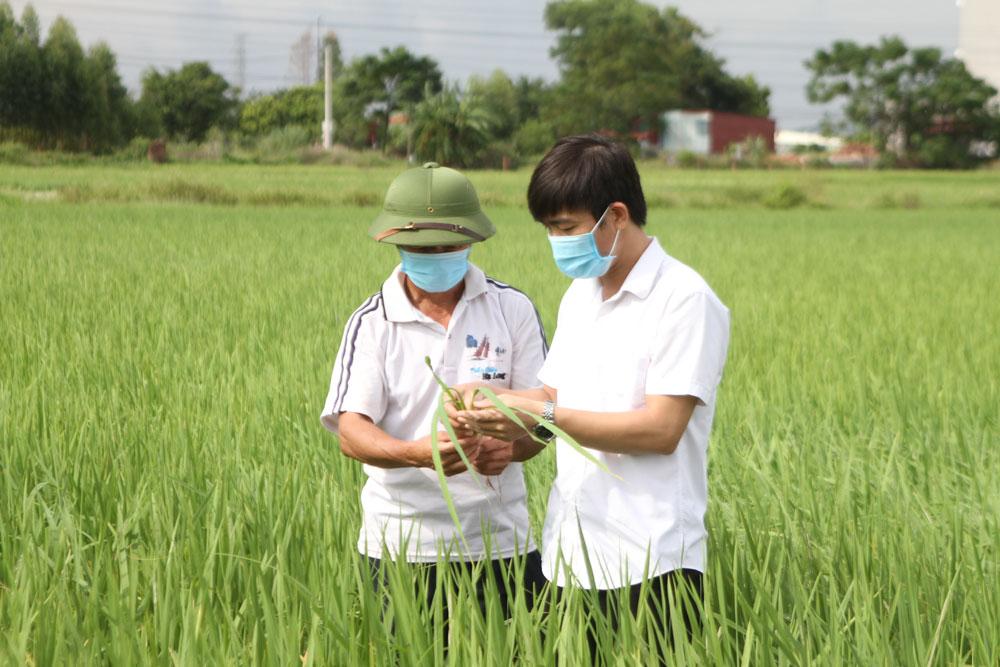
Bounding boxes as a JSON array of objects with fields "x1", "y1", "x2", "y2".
[
  {"x1": 661, "y1": 110, "x2": 712, "y2": 155},
  {"x1": 775, "y1": 130, "x2": 843, "y2": 154},
  {"x1": 956, "y1": 0, "x2": 1000, "y2": 91}
]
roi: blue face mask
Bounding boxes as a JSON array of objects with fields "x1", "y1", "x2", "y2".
[
  {"x1": 398, "y1": 247, "x2": 471, "y2": 293},
  {"x1": 547, "y1": 206, "x2": 620, "y2": 279}
]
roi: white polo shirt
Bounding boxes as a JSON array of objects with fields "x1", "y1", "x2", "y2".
[
  {"x1": 320, "y1": 263, "x2": 548, "y2": 562},
  {"x1": 538, "y1": 237, "x2": 730, "y2": 589}
]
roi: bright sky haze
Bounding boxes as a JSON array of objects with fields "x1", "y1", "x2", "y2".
[{"x1": 12, "y1": 0, "x2": 961, "y2": 130}]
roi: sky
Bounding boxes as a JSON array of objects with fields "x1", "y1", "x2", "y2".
[{"x1": 11, "y1": 0, "x2": 963, "y2": 131}]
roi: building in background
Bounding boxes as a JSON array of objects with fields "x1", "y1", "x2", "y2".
[
  {"x1": 660, "y1": 110, "x2": 776, "y2": 155},
  {"x1": 956, "y1": 0, "x2": 1000, "y2": 91},
  {"x1": 775, "y1": 130, "x2": 843, "y2": 154}
]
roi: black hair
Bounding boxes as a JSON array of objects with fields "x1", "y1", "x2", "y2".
[{"x1": 527, "y1": 134, "x2": 647, "y2": 227}]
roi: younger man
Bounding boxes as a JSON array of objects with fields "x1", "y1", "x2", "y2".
[{"x1": 453, "y1": 136, "x2": 731, "y2": 645}]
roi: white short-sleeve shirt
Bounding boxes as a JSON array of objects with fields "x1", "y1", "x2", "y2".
[
  {"x1": 321, "y1": 263, "x2": 548, "y2": 562},
  {"x1": 538, "y1": 237, "x2": 730, "y2": 589}
]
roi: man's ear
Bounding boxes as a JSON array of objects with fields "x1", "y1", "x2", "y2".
[{"x1": 609, "y1": 201, "x2": 631, "y2": 229}]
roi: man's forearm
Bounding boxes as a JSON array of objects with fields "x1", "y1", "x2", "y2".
[
  {"x1": 338, "y1": 413, "x2": 415, "y2": 468},
  {"x1": 511, "y1": 434, "x2": 546, "y2": 462},
  {"x1": 552, "y1": 407, "x2": 682, "y2": 455},
  {"x1": 501, "y1": 395, "x2": 696, "y2": 456}
]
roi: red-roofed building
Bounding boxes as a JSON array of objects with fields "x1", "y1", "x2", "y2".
[{"x1": 660, "y1": 109, "x2": 776, "y2": 154}]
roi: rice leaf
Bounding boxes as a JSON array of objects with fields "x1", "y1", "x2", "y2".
[
  {"x1": 427, "y1": 409, "x2": 471, "y2": 555},
  {"x1": 435, "y1": 394, "x2": 486, "y2": 491},
  {"x1": 425, "y1": 356, "x2": 465, "y2": 409},
  {"x1": 473, "y1": 385, "x2": 621, "y2": 479}
]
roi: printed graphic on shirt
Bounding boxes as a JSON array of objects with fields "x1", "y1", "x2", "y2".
[{"x1": 463, "y1": 332, "x2": 509, "y2": 382}]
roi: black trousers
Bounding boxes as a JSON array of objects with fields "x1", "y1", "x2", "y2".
[
  {"x1": 557, "y1": 568, "x2": 704, "y2": 664},
  {"x1": 366, "y1": 550, "x2": 546, "y2": 624}
]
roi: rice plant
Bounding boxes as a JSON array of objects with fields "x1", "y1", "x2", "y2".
[{"x1": 0, "y1": 164, "x2": 997, "y2": 665}]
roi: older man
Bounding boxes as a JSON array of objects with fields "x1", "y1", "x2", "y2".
[{"x1": 320, "y1": 162, "x2": 548, "y2": 624}]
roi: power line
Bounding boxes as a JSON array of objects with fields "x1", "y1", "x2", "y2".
[
  {"x1": 30, "y1": 0, "x2": 547, "y2": 30},
  {"x1": 25, "y1": 0, "x2": 977, "y2": 66},
  {"x1": 28, "y1": 1, "x2": 554, "y2": 41},
  {"x1": 25, "y1": 0, "x2": 969, "y2": 50}
]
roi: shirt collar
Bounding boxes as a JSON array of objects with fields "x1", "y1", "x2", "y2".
[
  {"x1": 609, "y1": 236, "x2": 669, "y2": 302},
  {"x1": 382, "y1": 263, "x2": 489, "y2": 323}
]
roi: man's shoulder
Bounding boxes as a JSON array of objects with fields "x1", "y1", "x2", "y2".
[
  {"x1": 654, "y1": 255, "x2": 726, "y2": 309},
  {"x1": 342, "y1": 291, "x2": 387, "y2": 331},
  {"x1": 483, "y1": 274, "x2": 539, "y2": 310},
  {"x1": 558, "y1": 276, "x2": 595, "y2": 305}
]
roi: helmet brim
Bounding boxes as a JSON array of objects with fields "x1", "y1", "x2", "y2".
[{"x1": 368, "y1": 209, "x2": 496, "y2": 246}]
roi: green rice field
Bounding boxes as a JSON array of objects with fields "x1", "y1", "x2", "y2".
[{"x1": 1, "y1": 163, "x2": 998, "y2": 664}]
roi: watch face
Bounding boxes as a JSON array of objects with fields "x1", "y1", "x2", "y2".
[{"x1": 532, "y1": 423, "x2": 554, "y2": 441}]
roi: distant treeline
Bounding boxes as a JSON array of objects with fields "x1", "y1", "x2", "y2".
[
  {"x1": 0, "y1": 1, "x2": 771, "y2": 166},
  {"x1": 2, "y1": 1, "x2": 997, "y2": 168}
]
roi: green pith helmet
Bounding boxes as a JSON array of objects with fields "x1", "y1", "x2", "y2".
[{"x1": 368, "y1": 162, "x2": 496, "y2": 246}]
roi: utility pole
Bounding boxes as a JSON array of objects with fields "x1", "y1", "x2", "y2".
[
  {"x1": 316, "y1": 16, "x2": 321, "y2": 85},
  {"x1": 323, "y1": 44, "x2": 334, "y2": 149},
  {"x1": 235, "y1": 33, "x2": 246, "y2": 94}
]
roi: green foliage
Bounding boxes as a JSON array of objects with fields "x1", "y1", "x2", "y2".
[
  {"x1": 112, "y1": 136, "x2": 154, "y2": 162},
  {"x1": 514, "y1": 76, "x2": 550, "y2": 128},
  {"x1": 0, "y1": 140, "x2": 29, "y2": 163},
  {"x1": 81, "y1": 43, "x2": 134, "y2": 152},
  {"x1": 0, "y1": 3, "x2": 45, "y2": 144},
  {"x1": 408, "y1": 85, "x2": 493, "y2": 168},
  {"x1": 255, "y1": 125, "x2": 314, "y2": 154},
  {"x1": 466, "y1": 70, "x2": 520, "y2": 140},
  {"x1": 0, "y1": 5, "x2": 136, "y2": 152},
  {"x1": 806, "y1": 36, "x2": 1000, "y2": 168},
  {"x1": 239, "y1": 85, "x2": 323, "y2": 137},
  {"x1": 40, "y1": 17, "x2": 87, "y2": 145},
  {"x1": 762, "y1": 184, "x2": 808, "y2": 209},
  {"x1": 513, "y1": 118, "x2": 556, "y2": 158},
  {"x1": 334, "y1": 46, "x2": 443, "y2": 150},
  {"x1": 542, "y1": 0, "x2": 771, "y2": 135},
  {"x1": 139, "y1": 61, "x2": 237, "y2": 143},
  {"x1": 675, "y1": 150, "x2": 704, "y2": 169},
  {"x1": 726, "y1": 135, "x2": 770, "y2": 168}
]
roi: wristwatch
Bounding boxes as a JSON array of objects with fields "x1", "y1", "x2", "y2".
[{"x1": 532, "y1": 400, "x2": 556, "y2": 442}]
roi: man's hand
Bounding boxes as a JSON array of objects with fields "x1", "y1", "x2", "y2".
[
  {"x1": 443, "y1": 384, "x2": 483, "y2": 431},
  {"x1": 406, "y1": 431, "x2": 483, "y2": 476},
  {"x1": 470, "y1": 437, "x2": 515, "y2": 475},
  {"x1": 454, "y1": 393, "x2": 544, "y2": 441}
]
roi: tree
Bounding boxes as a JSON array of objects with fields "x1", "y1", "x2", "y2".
[
  {"x1": 806, "y1": 36, "x2": 1000, "y2": 168},
  {"x1": 542, "y1": 0, "x2": 770, "y2": 136},
  {"x1": 0, "y1": 5, "x2": 136, "y2": 151},
  {"x1": 513, "y1": 76, "x2": 550, "y2": 129},
  {"x1": 139, "y1": 62, "x2": 237, "y2": 142},
  {"x1": 514, "y1": 118, "x2": 556, "y2": 157},
  {"x1": 41, "y1": 16, "x2": 86, "y2": 148},
  {"x1": 336, "y1": 46, "x2": 442, "y2": 149},
  {"x1": 0, "y1": 3, "x2": 45, "y2": 143},
  {"x1": 408, "y1": 84, "x2": 492, "y2": 168},
  {"x1": 289, "y1": 30, "x2": 314, "y2": 86},
  {"x1": 82, "y1": 42, "x2": 134, "y2": 151},
  {"x1": 239, "y1": 84, "x2": 323, "y2": 136},
  {"x1": 465, "y1": 70, "x2": 519, "y2": 140}
]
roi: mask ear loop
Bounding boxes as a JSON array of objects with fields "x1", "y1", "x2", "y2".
[
  {"x1": 594, "y1": 205, "x2": 620, "y2": 259},
  {"x1": 605, "y1": 227, "x2": 622, "y2": 259}
]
